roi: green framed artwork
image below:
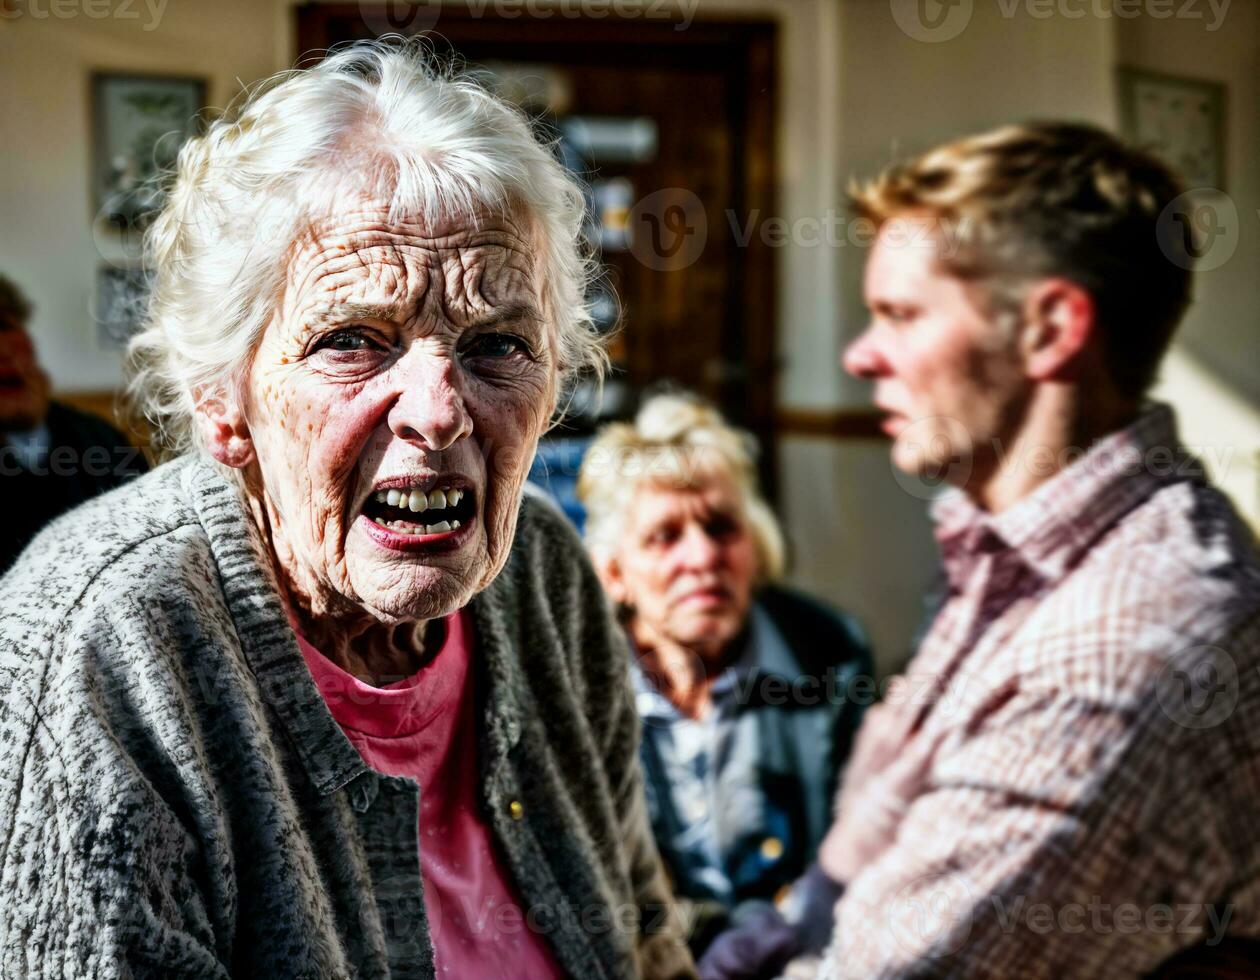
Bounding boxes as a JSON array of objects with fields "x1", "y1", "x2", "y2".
[{"x1": 1118, "y1": 67, "x2": 1226, "y2": 190}]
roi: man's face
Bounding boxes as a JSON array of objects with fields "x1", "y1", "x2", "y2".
[
  {"x1": 0, "y1": 312, "x2": 50, "y2": 432},
  {"x1": 605, "y1": 477, "x2": 758, "y2": 663},
  {"x1": 235, "y1": 201, "x2": 557, "y2": 625},
  {"x1": 843, "y1": 215, "x2": 1028, "y2": 490}
]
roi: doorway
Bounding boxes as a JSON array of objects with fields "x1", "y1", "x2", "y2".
[{"x1": 296, "y1": 5, "x2": 779, "y2": 495}]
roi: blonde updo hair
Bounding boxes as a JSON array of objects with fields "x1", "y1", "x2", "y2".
[
  {"x1": 577, "y1": 392, "x2": 786, "y2": 583},
  {"x1": 127, "y1": 38, "x2": 606, "y2": 457}
]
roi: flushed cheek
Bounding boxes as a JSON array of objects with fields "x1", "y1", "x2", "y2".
[
  {"x1": 254, "y1": 377, "x2": 369, "y2": 557},
  {"x1": 472, "y1": 386, "x2": 552, "y2": 539}
]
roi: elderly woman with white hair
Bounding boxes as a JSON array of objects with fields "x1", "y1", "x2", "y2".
[
  {"x1": 0, "y1": 43, "x2": 694, "y2": 979},
  {"x1": 577, "y1": 393, "x2": 872, "y2": 979}
]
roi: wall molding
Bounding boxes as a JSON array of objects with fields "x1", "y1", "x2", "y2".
[{"x1": 776, "y1": 407, "x2": 887, "y2": 440}]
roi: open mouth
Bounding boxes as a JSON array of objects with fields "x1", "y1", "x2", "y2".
[{"x1": 362, "y1": 485, "x2": 476, "y2": 536}]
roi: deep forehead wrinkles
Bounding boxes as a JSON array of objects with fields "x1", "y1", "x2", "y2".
[
  {"x1": 443, "y1": 240, "x2": 539, "y2": 325},
  {"x1": 283, "y1": 207, "x2": 539, "y2": 329}
]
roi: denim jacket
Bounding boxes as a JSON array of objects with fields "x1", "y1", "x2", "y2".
[{"x1": 631, "y1": 587, "x2": 872, "y2": 939}]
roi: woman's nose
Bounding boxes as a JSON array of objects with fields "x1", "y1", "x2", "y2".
[
  {"x1": 676, "y1": 525, "x2": 722, "y2": 571},
  {"x1": 842, "y1": 325, "x2": 887, "y2": 380},
  {"x1": 387, "y1": 353, "x2": 473, "y2": 451}
]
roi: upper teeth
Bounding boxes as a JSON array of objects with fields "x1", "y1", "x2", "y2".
[{"x1": 376, "y1": 487, "x2": 464, "y2": 512}]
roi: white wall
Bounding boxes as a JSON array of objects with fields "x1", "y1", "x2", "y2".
[
  {"x1": 1120, "y1": 4, "x2": 1260, "y2": 530},
  {"x1": 0, "y1": 0, "x2": 289, "y2": 390}
]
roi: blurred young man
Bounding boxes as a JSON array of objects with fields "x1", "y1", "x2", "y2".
[{"x1": 818, "y1": 123, "x2": 1260, "y2": 976}]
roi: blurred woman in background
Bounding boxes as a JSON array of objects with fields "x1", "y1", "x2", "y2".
[{"x1": 578, "y1": 392, "x2": 871, "y2": 978}]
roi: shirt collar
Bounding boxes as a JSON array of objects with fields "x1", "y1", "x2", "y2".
[
  {"x1": 4, "y1": 422, "x2": 50, "y2": 471},
  {"x1": 930, "y1": 402, "x2": 1202, "y2": 589},
  {"x1": 742, "y1": 602, "x2": 804, "y2": 682},
  {"x1": 627, "y1": 600, "x2": 804, "y2": 721}
]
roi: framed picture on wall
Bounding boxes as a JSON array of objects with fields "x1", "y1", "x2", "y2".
[
  {"x1": 1118, "y1": 67, "x2": 1226, "y2": 190},
  {"x1": 91, "y1": 72, "x2": 207, "y2": 229}
]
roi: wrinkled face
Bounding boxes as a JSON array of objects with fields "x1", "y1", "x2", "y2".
[
  {"x1": 843, "y1": 215, "x2": 1027, "y2": 487},
  {"x1": 0, "y1": 313, "x2": 50, "y2": 432},
  {"x1": 606, "y1": 476, "x2": 758, "y2": 661},
  {"x1": 238, "y1": 202, "x2": 556, "y2": 624}
]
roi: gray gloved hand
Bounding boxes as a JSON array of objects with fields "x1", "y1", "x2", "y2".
[
  {"x1": 697, "y1": 901, "x2": 798, "y2": 980},
  {"x1": 780, "y1": 862, "x2": 845, "y2": 955}
]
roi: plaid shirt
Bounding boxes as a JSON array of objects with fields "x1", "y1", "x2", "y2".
[{"x1": 816, "y1": 402, "x2": 1260, "y2": 978}]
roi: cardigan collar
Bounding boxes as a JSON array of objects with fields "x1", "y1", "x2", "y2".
[{"x1": 182, "y1": 456, "x2": 364, "y2": 796}]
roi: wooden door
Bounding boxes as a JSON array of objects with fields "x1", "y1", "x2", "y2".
[{"x1": 296, "y1": 5, "x2": 779, "y2": 495}]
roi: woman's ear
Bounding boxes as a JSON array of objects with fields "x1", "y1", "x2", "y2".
[
  {"x1": 598, "y1": 554, "x2": 630, "y2": 608},
  {"x1": 194, "y1": 390, "x2": 256, "y2": 469}
]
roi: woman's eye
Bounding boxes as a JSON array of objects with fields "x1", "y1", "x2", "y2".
[
  {"x1": 647, "y1": 528, "x2": 678, "y2": 547},
  {"x1": 462, "y1": 334, "x2": 529, "y2": 360},
  {"x1": 313, "y1": 329, "x2": 383, "y2": 354}
]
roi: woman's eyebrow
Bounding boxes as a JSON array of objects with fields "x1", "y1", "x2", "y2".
[
  {"x1": 308, "y1": 303, "x2": 404, "y2": 327},
  {"x1": 465, "y1": 304, "x2": 544, "y2": 330}
]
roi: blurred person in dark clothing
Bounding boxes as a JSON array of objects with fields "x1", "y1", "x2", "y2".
[
  {"x1": 578, "y1": 392, "x2": 872, "y2": 978},
  {"x1": 0, "y1": 274, "x2": 146, "y2": 572}
]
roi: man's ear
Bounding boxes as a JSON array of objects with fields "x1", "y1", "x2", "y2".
[
  {"x1": 1019, "y1": 278, "x2": 1097, "y2": 382},
  {"x1": 194, "y1": 390, "x2": 255, "y2": 469}
]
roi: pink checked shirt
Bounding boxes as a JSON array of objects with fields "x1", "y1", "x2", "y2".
[{"x1": 817, "y1": 403, "x2": 1260, "y2": 978}]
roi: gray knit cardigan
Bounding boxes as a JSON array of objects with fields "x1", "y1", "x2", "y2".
[{"x1": 0, "y1": 454, "x2": 697, "y2": 980}]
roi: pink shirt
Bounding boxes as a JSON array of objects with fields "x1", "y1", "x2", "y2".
[{"x1": 296, "y1": 610, "x2": 562, "y2": 979}]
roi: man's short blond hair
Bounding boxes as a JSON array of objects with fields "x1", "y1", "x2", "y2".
[
  {"x1": 850, "y1": 122, "x2": 1193, "y2": 399},
  {"x1": 577, "y1": 391, "x2": 786, "y2": 582}
]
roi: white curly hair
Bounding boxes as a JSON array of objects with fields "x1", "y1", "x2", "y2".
[
  {"x1": 577, "y1": 391, "x2": 786, "y2": 583},
  {"x1": 127, "y1": 38, "x2": 605, "y2": 456}
]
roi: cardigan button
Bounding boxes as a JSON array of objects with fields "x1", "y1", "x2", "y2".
[
  {"x1": 508, "y1": 799, "x2": 525, "y2": 821},
  {"x1": 760, "y1": 836, "x2": 784, "y2": 861}
]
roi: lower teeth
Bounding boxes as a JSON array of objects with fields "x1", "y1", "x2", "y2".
[{"x1": 375, "y1": 518, "x2": 460, "y2": 535}]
